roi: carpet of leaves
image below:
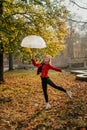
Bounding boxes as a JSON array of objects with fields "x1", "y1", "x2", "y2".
[{"x1": 0, "y1": 70, "x2": 87, "y2": 130}]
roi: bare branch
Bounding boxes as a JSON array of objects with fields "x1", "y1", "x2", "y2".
[
  {"x1": 71, "y1": 0, "x2": 87, "y2": 10},
  {"x1": 67, "y1": 18, "x2": 87, "y2": 24}
]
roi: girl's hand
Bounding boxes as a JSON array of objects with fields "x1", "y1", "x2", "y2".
[
  {"x1": 62, "y1": 70, "x2": 65, "y2": 72},
  {"x1": 32, "y1": 55, "x2": 35, "y2": 59}
]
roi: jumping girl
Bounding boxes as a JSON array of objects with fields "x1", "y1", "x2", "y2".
[{"x1": 32, "y1": 55, "x2": 72, "y2": 109}]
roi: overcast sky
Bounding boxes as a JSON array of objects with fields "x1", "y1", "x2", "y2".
[{"x1": 65, "y1": 0, "x2": 87, "y2": 21}]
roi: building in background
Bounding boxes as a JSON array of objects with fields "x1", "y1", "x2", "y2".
[{"x1": 52, "y1": 36, "x2": 87, "y2": 69}]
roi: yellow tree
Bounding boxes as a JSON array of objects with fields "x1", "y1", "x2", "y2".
[
  {"x1": 17, "y1": 0, "x2": 69, "y2": 61},
  {"x1": 0, "y1": 0, "x2": 69, "y2": 82}
]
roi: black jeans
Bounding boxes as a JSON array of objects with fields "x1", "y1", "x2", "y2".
[{"x1": 41, "y1": 77, "x2": 66, "y2": 103}]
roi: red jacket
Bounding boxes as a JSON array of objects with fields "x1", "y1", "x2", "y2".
[{"x1": 32, "y1": 59, "x2": 62, "y2": 78}]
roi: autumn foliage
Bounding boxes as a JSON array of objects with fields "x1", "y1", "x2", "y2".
[
  {"x1": 1, "y1": 0, "x2": 69, "y2": 56},
  {"x1": 0, "y1": 70, "x2": 87, "y2": 130}
]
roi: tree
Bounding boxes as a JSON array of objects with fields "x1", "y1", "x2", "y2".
[
  {"x1": 18, "y1": 0, "x2": 69, "y2": 58},
  {"x1": 8, "y1": 53, "x2": 14, "y2": 71},
  {"x1": 0, "y1": 0, "x2": 69, "y2": 82},
  {"x1": 0, "y1": 0, "x2": 4, "y2": 82}
]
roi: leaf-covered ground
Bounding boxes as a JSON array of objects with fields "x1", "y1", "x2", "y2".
[{"x1": 0, "y1": 70, "x2": 87, "y2": 130}]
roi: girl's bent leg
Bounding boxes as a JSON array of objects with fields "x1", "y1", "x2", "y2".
[{"x1": 47, "y1": 78, "x2": 66, "y2": 93}]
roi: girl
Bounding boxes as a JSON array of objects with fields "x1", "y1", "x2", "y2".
[{"x1": 32, "y1": 55, "x2": 72, "y2": 109}]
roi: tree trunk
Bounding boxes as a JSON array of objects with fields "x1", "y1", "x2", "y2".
[
  {"x1": 9, "y1": 53, "x2": 14, "y2": 71},
  {"x1": 0, "y1": 53, "x2": 4, "y2": 83},
  {"x1": 0, "y1": 0, "x2": 4, "y2": 83}
]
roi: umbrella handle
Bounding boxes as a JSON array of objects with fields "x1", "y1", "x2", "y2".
[
  {"x1": 30, "y1": 48, "x2": 35, "y2": 58},
  {"x1": 30, "y1": 49, "x2": 32, "y2": 57}
]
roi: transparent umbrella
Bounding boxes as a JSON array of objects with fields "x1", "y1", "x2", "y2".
[{"x1": 21, "y1": 35, "x2": 46, "y2": 48}]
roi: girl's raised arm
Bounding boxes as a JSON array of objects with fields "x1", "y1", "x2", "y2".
[{"x1": 31, "y1": 55, "x2": 40, "y2": 67}]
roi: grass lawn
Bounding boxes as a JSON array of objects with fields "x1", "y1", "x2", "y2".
[{"x1": 0, "y1": 70, "x2": 87, "y2": 130}]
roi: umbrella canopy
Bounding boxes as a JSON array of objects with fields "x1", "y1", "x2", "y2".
[{"x1": 21, "y1": 35, "x2": 46, "y2": 48}]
